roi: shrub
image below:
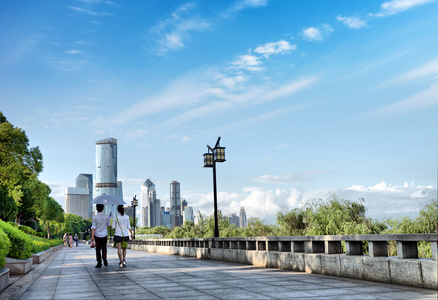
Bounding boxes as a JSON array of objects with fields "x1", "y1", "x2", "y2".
[
  {"x1": 24, "y1": 220, "x2": 38, "y2": 231},
  {"x1": 0, "y1": 228, "x2": 11, "y2": 268},
  {"x1": 19, "y1": 225, "x2": 38, "y2": 236},
  {"x1": 0, "y1": 219, "x2": 32, "y2": 259},
  {"x1": 8, "y1": 221, "x2": 18, "y2": 227},
  {"x1": 27, "y1": 235, "x2": 63, "y2": 253}
]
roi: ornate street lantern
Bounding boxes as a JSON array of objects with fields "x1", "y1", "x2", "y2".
[
  {"x1": 214, "y1": 146, "x2": 226, "y2": 162},
  {"x1": 203, "y1": 152, "x2": 214, "y2": 168}
]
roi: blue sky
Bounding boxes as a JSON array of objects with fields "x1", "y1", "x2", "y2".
[{"x1": 1, "y1": 0, "x2": 437, "y2": 224}]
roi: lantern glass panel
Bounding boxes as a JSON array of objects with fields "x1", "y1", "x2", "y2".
[
  {"x1": 203, "y1": 153, "x2": 214, "y2": 167},
  {"x1": 214, "y1": 147, "x2": 226, "y2": 162}
]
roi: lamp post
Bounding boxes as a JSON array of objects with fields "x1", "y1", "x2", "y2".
[
  {"x1": 203, "y1": 137, "x2": 226, "y2": 238},
  {"x1": 131, "y1": 195, "x2": 138, "y2": 239}
]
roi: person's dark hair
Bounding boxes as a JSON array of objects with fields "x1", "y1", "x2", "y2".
[
  {"x1": 96, "y1": 204, "x2": 104, "y2": 212},
  {"x1": 117, "y1": 205, "x2": 124, "y2": 216}
]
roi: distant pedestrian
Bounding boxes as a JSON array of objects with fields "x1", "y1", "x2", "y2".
[
  {"x1": 112, "y1": 205, "x2": 133, "y2": 268},
  {"x1": 63, "y1": 233, "x2": 68, "y2": 247},
  {"x1": 91, "y1": 204, "x2": 111, "y2": 268},
  {"x1": 74, "y1": 234, "x2": 79, "y2": 247},
  {"x1": 68, "y1": 234, "x2": 73, "y2": 248}
]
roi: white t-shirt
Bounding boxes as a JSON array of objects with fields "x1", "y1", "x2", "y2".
[
  {"x1": 112, "y1": 214, "x2": 131, "y2": 237},
  {"x1": 91, "y1": 212, "x2": 110, "y2": 238}
]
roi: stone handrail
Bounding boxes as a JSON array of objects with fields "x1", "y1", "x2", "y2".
[{"x1": 130, "y1": 234, "x2": 438, "y2": 289}]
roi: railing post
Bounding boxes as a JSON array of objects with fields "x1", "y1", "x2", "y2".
[
  {"x1": 369, "y1": 241, "x2": 388, "y2": 257},
  {"x1": 431, "y1": 241, "x2": 437, "y2": 261},
  {"x1": 397, "y1": 241, "x2": 418, "y2": 259}
]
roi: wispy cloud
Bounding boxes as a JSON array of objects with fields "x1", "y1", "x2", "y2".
[
  {"x1": 370, "y1": 0, "x2": 436, "y2": 17},
  {"x1": 386, "y1": 56, "x2": 438, "y2": 85},
  {"x1": 147, "y1": 2, "x2": 211, "y2": 55},
  {"x1": 363, "y1": 81, "x2": 438, "y2": 118},
  {"x1": 68, "y1": 6, "x2": 112, "y2": 16},
  {"x1": 221, "y1": 0, "x2": 269, "y2": 17},
  {"x1": 254, "y1": 170, "x2": 332, "y2": 184},
  {"x1": 66, "y1": 49, "x2": 82, "y2": 54},
  {"x1": 336, "y1": 15, "x2": 367, "y2": 29},
  {"x1": 254, "y1": 40, "x2": 297, "y2": 58},
  {"x1": 232, "y1": 54, "x2": 263, "y2": 71},
  {"x1": 301, "y1": 25, "x2": 333, "y2": 42}
]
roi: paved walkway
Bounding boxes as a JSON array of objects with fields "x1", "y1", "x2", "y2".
[{"x1": 1, "y1": 243, "x2": 437, "y2": 299}]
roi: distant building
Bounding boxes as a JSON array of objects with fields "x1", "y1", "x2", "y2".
[
  {"x1": 194, "y1": 210, "x2": 202, "y2": 226},
  {"x1": 65, "y1": 187, "x2": 90, "y2": 219},
  {"x1": 140, "y1": 179, "x2": 161, "y2": 227},
  {"x1": 170, "y1": 181, "x2": 182, "y2": 228},
  {"x1": 75, "y1": 174, "x2": 93, "y2": 218},
  {"x1": 183, "y1": 206, "x2": 194, "y2": 223},
  {"x1": 239, "y1": 207, "x2": 247, "y2": 228},
  {"x1": 162, "y1": 207, "x2": 171, "y2": 229},
  {"x1": 95, "y1": 138, "x2": 123, "y2": 217},
  {"x1": 226, "y1": 213, "x2": 239, "y2": 227}
]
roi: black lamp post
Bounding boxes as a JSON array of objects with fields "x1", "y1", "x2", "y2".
[
  {"x1": 131, "y1": 195, "x2": 138, "y2": 239},
  {"x1": 204, "y1": 137, "x2": 226, "y2": 238}
]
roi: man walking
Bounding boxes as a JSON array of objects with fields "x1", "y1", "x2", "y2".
[{"x1": 91, "y1": 204, "x2": 111, "y2": 268}]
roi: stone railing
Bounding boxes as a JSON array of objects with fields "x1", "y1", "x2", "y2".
[{"x1": 130, "y1": 233, "x2": 437, "y2": 290}]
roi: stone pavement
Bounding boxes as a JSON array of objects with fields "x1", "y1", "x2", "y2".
[{"x1": 1, "y1": 243, "x2": 437, "y2": 300}]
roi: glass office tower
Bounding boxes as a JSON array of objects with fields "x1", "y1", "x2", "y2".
[{"x1": 95, "y1": 138, "x2": 122, "y2": 216}]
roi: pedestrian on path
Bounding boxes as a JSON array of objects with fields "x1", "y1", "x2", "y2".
[
  {"x1": 112, "y1": 205, "x2": 133, "y2": 268},
  {"x1": 68, "y1": 234, "x2": 73, "y2": 248},
  {"x1": 63, "y1": 232, "x2": 68, "y2": 247},
  {"x1": 91, "y1": 204, "x2": 111, "y2": 268},
  {"x1": 73, "y1": 234, "x2": 79, "y2": 247}
]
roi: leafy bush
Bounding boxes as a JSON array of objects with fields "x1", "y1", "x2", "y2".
[
  {"x1": 37, "y1": 232, "x2": 46, "y2": 238},
  {"x1": 24, "y1": 220, "x2": 38, "y2": 231},
  {"x1": 19, "y1": 225, "x2": 38, "y2": 236},
  {"x1": 8, "y1": 221, "x2": 18, "y2": 227},
  {"x1": 27, "y1": 235, "x2": 63, "y2": 253},
  {"x1": 0, "y1": 219, "x2": 32, "y2": 259},
  {"x1": 0, "y1": 228, "x2": 11, "y2": 268}
]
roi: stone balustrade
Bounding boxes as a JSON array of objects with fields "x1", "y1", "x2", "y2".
[{"x1": 130, "y1": 233, "x2": 437, "y2": 290}]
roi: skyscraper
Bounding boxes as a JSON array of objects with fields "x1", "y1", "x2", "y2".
[
  {"x1": 95, "y1": 138, "x2": 123, "y2": 216},
  {"x1": 239, "y1": 207, "x2": 247, "y2": 228},
  {"x1": 76, "y1": 174, "x2": 93, "y2": 218},
  {"x1": 170, "y1": 180, "x2": 182, "y2": 228},
  {"x1": 65, "y1": 187, "x2": 89, "y2": 219},
  {"x1": 183, "y1": 206, "x2": 194, "y2": 223},
  {"x1": 140, "y1": 179, "x2": 161, "y2": 227}
]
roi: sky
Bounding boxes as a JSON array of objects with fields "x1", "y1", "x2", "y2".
[{"x1": 1, "y1": 0, "x2": 437, "y2": 225}]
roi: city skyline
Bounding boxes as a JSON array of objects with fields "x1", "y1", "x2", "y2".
[{"x1": 1, "y1": 0, "x2": 437, "y2": 224}]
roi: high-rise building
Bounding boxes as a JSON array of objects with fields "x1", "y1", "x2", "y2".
[
  {"x1": 194, "y1": 210, "x2": 202, "y2": 226},
  {"x1": 226, "y1": 213, "x2": 239, "y2": 227},
  {"x1": 65, "y1": 187, "x2": 90, "y2": 219},
  {"x1": 76, "y1": 174, "x2": 93, "y2": 218},
  {"x1": 140, "y1": 179, "x2": 161, "y2": 227},
  {"x1": 170, "y1": 181, "x2": 182, "y2": 228},
  {"x1": 162, "y1": 207, "x2": 171, "y2": 229},
  {"x1": 239, "y1": 207, "x2": 247, "y2": 228},
  {"x1": 95, "y1": 138, "x2": 123, "y2": 217},
  {"x1": 183, "y1": 206, "x2": 194, "y2": 223}
]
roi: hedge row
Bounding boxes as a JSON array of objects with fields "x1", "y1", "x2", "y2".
[
  {"x1": 0, "y1": 228, "x2": 11, "y2": 268},
  {"x1": 19, "y1": 225, "x2": 38, "y2": 236},
  {"x1": 0, "y1": 219, "x2": 33, "y2": 259}
]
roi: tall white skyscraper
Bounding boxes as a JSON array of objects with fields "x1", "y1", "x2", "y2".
[
  {"x1": 239, "y1": 207, "x2": 247, "y2": 228},
  {"x1": 140, "y1": 179, "x2": 161, "y2": 227},
  {"x1": 65, "y1": 187, "x2": 90, "y2": 219},
  {"x1": 95, "y1": 138, "x2": 123, "y2": 217},
  {"x1": 183, "y1": 206, "x2": 194, "y2": 223},
  {"x1": 76, "y1": 174, "x2": 93, "y2": 218}
]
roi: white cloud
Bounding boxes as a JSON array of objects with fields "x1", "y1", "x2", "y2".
[
  {"x1": 301, "y1": 27, "x2": 322, "y2": 41},
  {"x1": 66, "y1": 50, "x2": 82, "y2": 54},
  {"x1": 68, "y1": 6, "x2": 112, "y2": 16},
  {"x1": 232, "y1": 54, "x2": 263, "y2": 71},
  {"x1": 371, "y1": 0, "x2": 435, "y2": 17},
  {"x1": 148, "y1": 2, "x2": 211, "y2": 55},
  {"x1": 254, "y1": 40, "x2": 297, "y2": 58},
  {"x1": 387, "y1": 56, "x2": 438, "y2": 85},
  {"x1": 221, "y1": 0, "x2": 268, "y2": 17},
  {"x1": 336, "y1": 15, "x2": 367, "y2": 29},
  {"x1": 364, "y1": 81, "x2": 438, "y2": 118}
]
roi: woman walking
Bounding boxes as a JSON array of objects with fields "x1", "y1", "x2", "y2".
[{"x1": 112, "y1": 205, "x2": 133, "y2": 268}]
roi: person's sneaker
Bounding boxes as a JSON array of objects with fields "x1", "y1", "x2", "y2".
[
  {"x1": 103, "y1": 259, "x2": 108, "y2": 267},
  {"x1": 95, "y1": 264, "x2": 102, "y2": 268},
  {"x1": 119, "y1": 262, "x2": 123, "y2": 268},
  {"x1": 123, "y1": 261, "x2": 126, "y2": 267}
]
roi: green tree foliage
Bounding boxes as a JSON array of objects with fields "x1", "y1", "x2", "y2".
[
  {"x1": 36, "y1": 196, "x2": 64, "y2": 239},
  {"x1": 0, "y1": 227, "x2": 11, "y2": 268},
  {"x1": 0, "y1": 112, "x2": 43, "y2": 211},
  {"x1": 0, "y1": 183, "x2": 17, "y2": 221}
]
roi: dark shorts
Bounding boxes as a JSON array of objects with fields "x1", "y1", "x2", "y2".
[{"x1": 114, "y1": 235, "x2": 129, "y2": 243}]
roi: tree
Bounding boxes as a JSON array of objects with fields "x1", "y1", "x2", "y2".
[
  {"x1": 0, "y1": 112, "x2": 44, "y2": 223},
  {"x1": 0, "y1": 183, "x2": 17, "y2": 221},
  {"x1": 36, "y1": 196, "x2": 64, "y2": 239}
]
